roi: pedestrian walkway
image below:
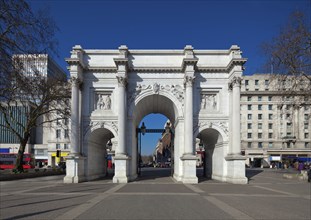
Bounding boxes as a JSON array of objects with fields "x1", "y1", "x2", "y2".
[{"x1": 0, "y1": 168, "x2": 310, "y2": 220}]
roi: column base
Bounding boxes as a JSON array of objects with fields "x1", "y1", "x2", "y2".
[
  {"x1": 63, "y1": 155, "x2": 86, "y2": 184},
  {"x1": 180, "y1": 154, "x2": 198, "y2": 184},
  {"x1": 113, "y1": 154, "x2": 130, "y2": 183},
  {"x1": 225, "y1": 154, "x2": 248, "y2": 184}
]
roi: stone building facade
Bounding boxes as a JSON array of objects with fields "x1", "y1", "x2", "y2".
[{"x1": 240, "y1": 74, "x2": 311, "y2": 167}]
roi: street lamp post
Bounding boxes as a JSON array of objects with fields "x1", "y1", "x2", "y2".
[
  {"x1": 198, "y1": 136, "x2": 205, "y2": 177},
  {"x1": 138, "y1": 122, "x2": 146, "y2": 176}
]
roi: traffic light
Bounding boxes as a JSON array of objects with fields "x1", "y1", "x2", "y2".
[{"x1": 56, "y1": 150, "x2": 61, "y2": 157}]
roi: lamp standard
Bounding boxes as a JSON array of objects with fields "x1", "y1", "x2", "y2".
[
  {"x1": 138, "y1": 122, "x2": 146, "y2": 176},
  {"x1": 198, "y1": 136, "x2": 205, "y2": 176}
]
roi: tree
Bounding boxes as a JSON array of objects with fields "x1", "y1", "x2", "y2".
[
  {"x1": 262, "y1": 11, "x2": 311, "y2": 107},
  {"x1": 0, "y1": 0, "x2": 70, "y2": 172}
]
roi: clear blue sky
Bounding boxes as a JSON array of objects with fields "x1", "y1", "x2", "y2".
[{"x1": 29, "y1": 0, "x2": 310, "y2": 155}]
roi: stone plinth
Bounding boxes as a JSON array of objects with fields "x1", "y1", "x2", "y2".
[
  {"x1": 63, "y1": 155, "x2": 86, "y2": 183},
  {"x1": 113, "y1": 154, "x2": 130, "y2": 183},
  {"x1": 225, "y1": 154, "x2": 248, "y2": 184},
  {"x1": 180, "y1": 154, "x2": 198, "y2": 184}
]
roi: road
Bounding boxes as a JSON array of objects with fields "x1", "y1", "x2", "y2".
[{"x1": 0, "y1": 168, "x2": 310, "y2": 220}]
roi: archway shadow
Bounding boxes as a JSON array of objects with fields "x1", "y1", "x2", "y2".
[
  {"x1": 197, "y1": 168, "x2": 213, "y2": 183},
  {"x1": 135, "y1": 167, "x2": 173, "y2": 182},
  {"x1": 246, "y1": 168, "x2": 263, "y2": 182}
]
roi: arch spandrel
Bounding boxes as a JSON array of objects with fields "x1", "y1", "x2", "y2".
[
  {"x1": 194, "y1": 121, "x2": 229, "y2": 142},
  {"x1": 128, "y1": 84, "x2": 184, "y2": 123},
  {"x1": 83, "y1": 121, "x2": 118, "y2": 144}
]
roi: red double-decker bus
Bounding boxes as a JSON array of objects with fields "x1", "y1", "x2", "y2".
[{"x1": 0, "y1": 153, "x2": 35, "y2": 170}]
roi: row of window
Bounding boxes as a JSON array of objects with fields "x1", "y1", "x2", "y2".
[
  {"x1": 247, "y1": 132, "x2": 309, "y2": 139},
  {"x1": 247, "y1": 142, "x2": 310, "y2": 148},
  {"x1": 247, "y1": 122, "x2": 309, "y2": 130},
  {"x1": 56, "y1": 129, "x2": 69, "y2": 139},
  {"x1": 247, "y1": 104, "x2": 273, "y2": 110},
  {"x1": 245, "y1": 79, "x2": 269, "y2": 86},
  {"x1": 247, "y1": 114, "x2": 274, "y2": 120},
  {"x1": 247, "y1": 96, "x2": 272, "y2": 101},
  {"x1": 56, "y1": 143, "x2": 69, "y2": 150}
]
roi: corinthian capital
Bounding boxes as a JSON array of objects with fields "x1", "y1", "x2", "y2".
[
  {"x1": 116, "y1": 76, "x2": 128, "y2": 87},
  {"x1": 70, "y1": 77, "x2": 82, "y2": 87},
  {"x1": 229, "y1": 76, "x2": 242, "y2": 90},
  {"x1": 184, "y1": 76, "x2": 195, "y2": 88}
]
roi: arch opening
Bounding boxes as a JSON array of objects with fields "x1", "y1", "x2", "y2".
[
  {"x1": 86, "y1": 128, "x2": 115, "y2": 180},
  {"x1": 196, "y1": 128, "x2": 224, "y2": 181},
  {"x1": 129, "y1": 94, "x2": 181, "y2": 181}
]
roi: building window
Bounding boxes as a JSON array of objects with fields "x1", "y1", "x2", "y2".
[
  {"x1": 247, "y1": 96, "x2": 252, "y2": 101},
  {"x1": 268, "y1": 142, "x2": 273, "y2": 148},
  {"x1": 64, "y1": 144, "x2": 69, "y2": 149},
  {"x1": 286, "y1": 114, "x2": 291, "y2": 120},
  {"x1": 258, "y1": 123, "x2": 262, "y2": 129},
  {"x1": 248, "y1": 114, "x2": 252, "y2": 120},
  {"x1": 258, "y1": 114, "x2": 262, "y2": 120},
  {"x1": 305, "y1": 114, "x2": 309, "y2": 121},
  {"x1": 248, "y1": 105, "x2": 252, "y2": 110},
  {"x1": 255, "y1": 80, "x2": 259, "y2": 86},
  {"x1": 247, "y1": 133, "x2": 252, "y2": 138},
  {"x1": 287, "y1": 132, "x2": 292, "y2": 136},
  {"x1": 265, "y1": 80, "x2": 269, "y2": 86},
  {"x1": 268, "y1": 123, "x2": 273, "y2": 129},
  {"x1": 269, "y1": 114, "x2": 273, "y2": 120},
  {"x1": 247, "y1": 123, "x2": 252, "y2": 129},
  {"x1": 64, "y1": 129, "x2": 69, "y2": 139},
  {"x1": 258, "y1": 133, "x2": 262, "y2": 138},
  {"x1": 248, "y1": 142, "x2": 252, "y2": 148},
  {"x1": 56, "y1": 144, "x2": 60, "y2": 149},
  {"x1": 305, "y1": 142, "x2": 310, "y2": 148},
  {"x1": 287, "y1": 123, "x2": 292, "y2": 130},
  {"x1": 268, "y1": 96, "x2": 272, "y2": 101},
  {"x1": 269, "y1": 133, "x2": 273, "y2": 138},
  {"x1": 305, "y1": 133, "x2": 309, "y2": 139},
  {"x1": 258, "y1": 105, "x2": 262, "y2": 110},
  {"x1": 56, "y1": 119, "x2": 60, "y2": 125},
  {"x1": 304, "y1": 106, "x2": 309, "y2": 111},
  {"x1": 268, "y1": 105, "x2": 273, "y2": 110},
  {"x1": 258, "y1": 96, "x2": 262, "y2": 101},
  {"x1": 56, "y1": 129, "x2": 61, "y2": 139},
  {"x1": 304, "y1": 123, "x2": 309, "y2": 129},
  {"x1": 286, "y1": 105, "x2": 290, "y2": 110},
  {"x1": 245, "y1": 80, "x2": 249, "y2": 86},
  {"x1": 258, "y1": 142, "x2": 263, "y2": 148},
  {"x1": 64, "y1": 118, "x2": 68, "y2": 125}
]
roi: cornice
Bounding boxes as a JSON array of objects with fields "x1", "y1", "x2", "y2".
[
  {"x1": 86, "y1": 66, "x2": 117, "y2": 73},
  {"x1": 128, "y1": 67, "x2": 182, "y2": 73}
]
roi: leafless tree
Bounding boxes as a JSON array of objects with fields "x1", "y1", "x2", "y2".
[
  {"x1": 0, "y1": 0, "x2": 70, "y2": 172},
  {"x1": 262, "y1": 11, "x2": 311, "y2": 108}
]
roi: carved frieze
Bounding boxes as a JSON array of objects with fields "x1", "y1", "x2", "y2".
[
  {"x1": 201, "y1": 94, "x2": 217, "y2": 111},
  {"x1": 127, "y1": 83, "x2": 184, "y2": 107},
  {"x1": 196, "y1": 121, "x2": 229, "y2": 136},
  {"x1": 96, "y1": 94, "x2": 111, "y2": 110},
  {"x1": 84, "y1": 121, "x2": 118, "y2": 137}
]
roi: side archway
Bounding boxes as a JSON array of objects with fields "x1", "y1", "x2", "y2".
[
  {"x1": 84, "y1": 127, "x2": 115, "y2": 181},
  {"x1": 195, "y1": 122, "x2": 228, "y2": 181}
]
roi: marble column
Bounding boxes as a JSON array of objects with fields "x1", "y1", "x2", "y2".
[
  {"x1": 70, "y1": 77, "x2": 80, "y2": 155},
  {"x1": 231, "y1": 76, "x2": 242, "y2": 155},
  {"x1": 116, "y1": 76, "x2": 127, "y2": 155},
  {"x1": 184, "y1": 76, "x2": 195, "y2": 155}
]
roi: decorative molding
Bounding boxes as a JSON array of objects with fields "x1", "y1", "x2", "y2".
[
  {"x1": 116, "y1": 76, "x2": 127, "y2": 87},
  {"x1": 228, "y1": 76, "x2": 242, "y2": 90},
  {"x1": 195, "y1": 121, "x2": 229, "y2": 136},
  {"x1": 83, "y1": 121, "x2": 118, "y2": 137},
  {"x1": 184, "y1": 76, "x2": 195, "y2": 87},
  {"x1": 127, "y1": 83, "x2": 185, "y2": 107}
]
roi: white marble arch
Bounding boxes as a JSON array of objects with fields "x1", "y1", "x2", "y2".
[{"x1": 64, "y1": 44, "x2": 248, "y2": 184}]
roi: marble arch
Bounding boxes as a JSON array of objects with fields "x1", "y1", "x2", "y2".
[{"x1": 64, "y1": 45, "x2": 248, "y2": 184}]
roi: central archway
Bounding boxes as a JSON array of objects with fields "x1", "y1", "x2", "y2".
[{"x1": 128, "y1": 92, "x2": 183, "y2": 181}]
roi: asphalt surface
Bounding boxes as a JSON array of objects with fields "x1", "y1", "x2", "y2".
[{"x1": 0, "y1": 168, "x2": 310, "y2": 220}]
